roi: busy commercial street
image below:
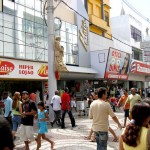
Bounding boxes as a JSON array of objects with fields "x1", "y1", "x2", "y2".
[
  {"x1": 14, "y1": 109, "x2": 125, "y2": 150},
  {"x1": 1, "y1": 0, "x2": 150, "y2": 150}
]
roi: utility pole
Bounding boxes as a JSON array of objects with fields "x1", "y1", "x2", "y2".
[{"x1": 47, "y1": 0, "x2": 57, "y2": 101}]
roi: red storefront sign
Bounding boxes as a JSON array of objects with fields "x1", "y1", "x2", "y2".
[
  {"x1": 130, "y1": 60, "x2": 150, "y2": 75},
  {"x1": 105, "y1": 48, "x2": 130, "y2": 80},
  {"x1": 0, "y1": 60, "x2": 15, "y2": 75}
]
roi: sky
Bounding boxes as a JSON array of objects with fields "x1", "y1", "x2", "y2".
[
  {"x1": 128, "y1": 0, "x2": 150, "y2": 19},
  {"x1": 110, "y1": 0, "x2": 150, "y2": 19}
]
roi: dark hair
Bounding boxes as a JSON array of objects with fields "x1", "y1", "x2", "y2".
[
  {"x1": 122, "y1": 102, "x2": 150, "y2": 147},
  {"x1": 98, "y1": 87, "x2": 107, "y2": 98},
  {"x1": 0, "y1": 117, "x2": 14, "y2": 150},
  {"x1": 65, "y1": 87, "x2": 69, "y2": 93},
  {"x1": 37, "y1": 101, "x2": 45, "y2": 108},
  {"x1": 3, "y1": 91, "x2": 8, "y2": 96},
  {"x1": 55, "y1": 90, "x2": 59, "y2": 95}
]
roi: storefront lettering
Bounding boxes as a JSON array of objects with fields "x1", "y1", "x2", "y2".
[
  {"x1": 112, "y1": 50, "x2": 121, "y2": 58},
  {"x1": 19, "y1": 65, "x2": 33, "y2": 70},
  {"x1": 19, "y1": 65, "x2": 34, "y2": 75},
  {"x1": 0, "y1": 60, "x2": 15, "y2": 75},
  {"x1": 137, "y1": 64, "x2": 150, "y2": 73},
  {"x1": 79, "y1": 19, "x2": 88, "y2": 51},
  {"x1": 108, "y1": 74, "x2": 127, "y2": 79}
]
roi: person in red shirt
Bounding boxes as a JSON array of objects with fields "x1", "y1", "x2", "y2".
[
  {"x1": 61, "y1": 87, "x2": 76, "y2": 129},
  {"x1": 117, "y1": 89, "x2": 130, "y2": 127}
]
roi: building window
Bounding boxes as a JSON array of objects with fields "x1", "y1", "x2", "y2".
[
  {"x1": 104, "y1": 11, "x2": 109, "y2": 26},
  {"x1": 131, "y1": 25, "x2": 142, "y2": 42},
  {"x1": 132, "y1": 47, "x2": 143, "y2": 61},
  {"x1": 55, "y1": 19, "x2": 79, "y2": 66}
]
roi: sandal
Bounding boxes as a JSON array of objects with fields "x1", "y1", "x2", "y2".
[{"x1": 112, "y1": 137, "x2": 119, "y2": 142}]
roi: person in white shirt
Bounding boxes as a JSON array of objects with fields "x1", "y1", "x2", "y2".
[{"x1": 51, "y1": 90, "x2": 61, "y2": 127}]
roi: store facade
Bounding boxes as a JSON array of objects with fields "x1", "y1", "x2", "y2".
[{"x1": 0, "y1": 0, "x2": 99, "y2": 98}]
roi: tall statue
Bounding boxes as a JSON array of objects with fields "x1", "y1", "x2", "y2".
[{"x1": 54, "y1": 37, "x2": 68, "y2": 72}]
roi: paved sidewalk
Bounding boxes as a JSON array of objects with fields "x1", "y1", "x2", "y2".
[{"x1": 14, "y1": 109, "x2": 126, "y2": 150}]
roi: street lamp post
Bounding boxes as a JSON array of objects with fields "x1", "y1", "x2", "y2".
[{"x1": 47, "y1": 0, "x2": 57, "y2": 101}]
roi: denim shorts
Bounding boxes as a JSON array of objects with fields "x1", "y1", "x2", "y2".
[
  {"x1": 95, "y1": 131, "x2": 108, "y2": 150},
  {"x1": 12, "y1": 115, "x2": 22, "y2": 131}
]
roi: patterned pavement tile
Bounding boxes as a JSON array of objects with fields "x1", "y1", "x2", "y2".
[{"x1": 14, "y1": 109, "x2": 126, "y2": 150}]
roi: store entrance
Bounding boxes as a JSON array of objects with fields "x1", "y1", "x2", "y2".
[{"x1": 0, "y1": 80, "x2": 42, "y2": 99}]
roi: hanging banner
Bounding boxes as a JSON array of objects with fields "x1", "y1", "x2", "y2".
[{"x1": 105, "y1": 48, "x2": 130, "y2": 80}]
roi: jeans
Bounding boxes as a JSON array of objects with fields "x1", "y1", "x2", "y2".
[
  {"x1": 61, "y1": 110, "x2": 75, "y2": 128},
  {"x1": 53, "y1": 110, "x2": 61, "y2": 125},
  {"x1": 95, "y1": 131, "x2": 108, "y2": 150},
  {"x1": 12, "y1": 115, "x2": 21, "y2": 131}
]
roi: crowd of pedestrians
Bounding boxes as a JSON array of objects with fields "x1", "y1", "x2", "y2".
[{"x1": 0, "y1": 86, "x2": 150, "y2": 150}]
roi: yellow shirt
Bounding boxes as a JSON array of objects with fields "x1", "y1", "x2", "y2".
[
  {"x1": 123, "y1": 127, "x2": 148, "y2": 150},
  {"x1": 89, "y1": 99, "x2": 115, "y2": 132},
  {"x1": 127, "y1": 94, "x2": 141, "y2": 111}
]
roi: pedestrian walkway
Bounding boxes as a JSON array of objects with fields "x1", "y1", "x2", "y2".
[{"x1": 14, "y1": 109, "x2": 126, "y2": 150}]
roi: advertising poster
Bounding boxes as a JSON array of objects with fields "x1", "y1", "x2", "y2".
[{"x1": 105, "y1": 48, "x2": 130, "y2": 80}]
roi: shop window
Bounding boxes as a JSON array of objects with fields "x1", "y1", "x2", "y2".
[
  {"x1": 132, "y1": 47, "x2": 143, "y2": 61},
  {"x1": 104, "y1": 11, "x2": 109, "y2": 26},
  {"x1": 131, "y1": 25, "x2": 142, "y2": 42},
  {"x1": 55, "y1": 20, "x2": 79, "y2": 66}
]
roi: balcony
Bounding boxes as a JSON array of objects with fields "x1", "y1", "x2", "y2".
[
  {"x1": 89, "y1": 15, "x2": 107, "y2": 32},
  {"x1": 103, "y1": 0, "x2": 111, "y2": 8}
]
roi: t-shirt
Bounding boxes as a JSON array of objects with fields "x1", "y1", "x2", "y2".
[
  {"x1": 52, "y1": 95, "x2": 61, "y2": 111},
  {"x1": 61, "y1": 92, "x2": 70, "y2": 110},
  {"x1": 89, "y1": 99, "x2": 115, "y2": 132},
  {"x1": 127, "y1": 94, "x2": 141, "y2": 111},
  {"x1": 22, "y1": 100, "x2": 37, "y2": 126}
]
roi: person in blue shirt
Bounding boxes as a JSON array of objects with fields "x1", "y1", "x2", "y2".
[
  {"x1": 3, "y1": 91, "x2": 12, "y2": 126},
  {"x1": 36, "y1": 101, "x2": 55, "y2": 150}
]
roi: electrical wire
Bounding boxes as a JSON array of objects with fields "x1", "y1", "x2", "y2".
[
  {"x1": 61, "y1": 0, "x2": 144, "y2": 49},
  {"x1": 122, "y1": 0, "x2": 150, "y2": 23}
]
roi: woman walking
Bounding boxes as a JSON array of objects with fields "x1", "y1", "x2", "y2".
[
  {"x1": 12, "y1": 92, "x2": 22, "y2": 139},
  {"x1": 119, "y1": 102, "x2": 150, "y2": 150},
  {"x1": 36, "y1": 101, "x2": 54, "y2": 150}
]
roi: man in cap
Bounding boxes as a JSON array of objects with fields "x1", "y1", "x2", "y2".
[{"x1": 21, "y1": 91, "x2": 37, "y2": 150}]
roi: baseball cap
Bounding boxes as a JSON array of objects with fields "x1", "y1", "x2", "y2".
[{"x1": 22, "y1": 91, "x2": 29, "y2": 95}]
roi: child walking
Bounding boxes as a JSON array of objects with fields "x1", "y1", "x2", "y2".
[{"x1": 36, "y1": 101, "x2": 54, "y2": 150}]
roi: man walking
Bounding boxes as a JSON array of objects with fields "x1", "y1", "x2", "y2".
[
  {"x1": 20, "y1": 91, "x2": 37, "y2": 150},
  {"x1": 51, "y1": 90, "x2": 61, "y2": 126},
  {"x1": 125, "y1": 88, "x2": 141, "y2": 119},
  {"x1": 89, "y1": 87, "x2": 122, "y2": 150},
  {"x1": 61, "y1": 87, "x2": 76, "y2": 129},
  {"x1": 3, "y1": 91, "x2": 12, "y2": 127}
]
